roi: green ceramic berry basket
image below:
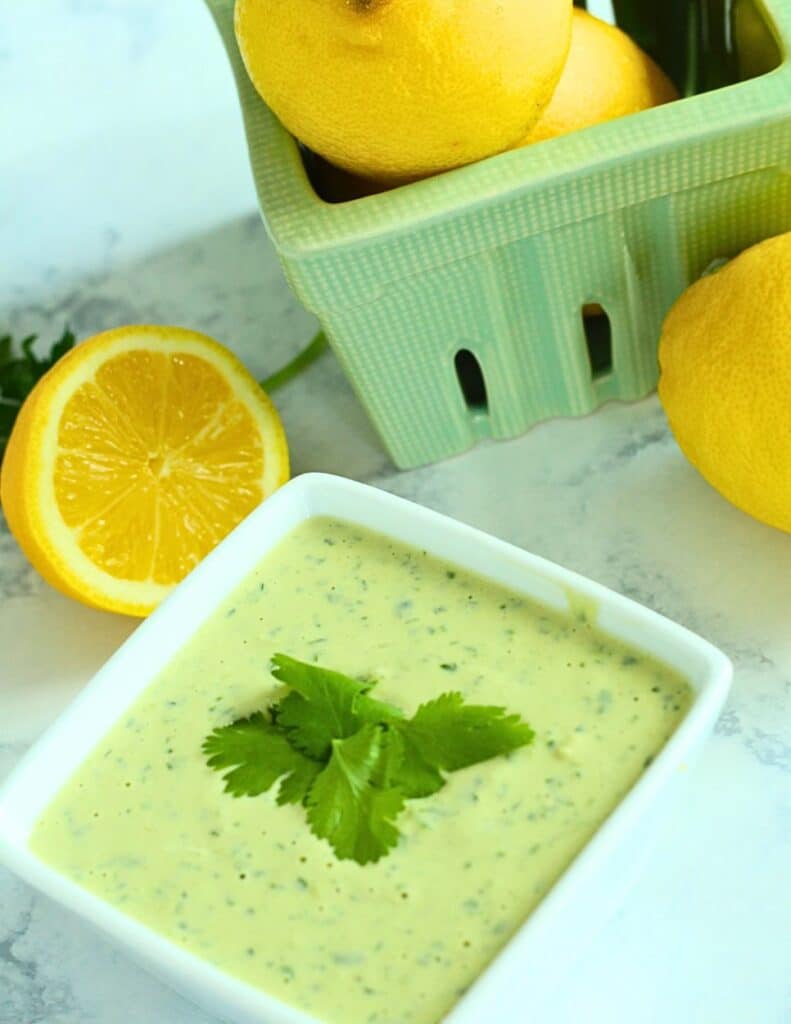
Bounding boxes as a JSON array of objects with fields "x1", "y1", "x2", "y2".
[{"x1": 206, "y1": 0, "x2": 791, "y2": 469}]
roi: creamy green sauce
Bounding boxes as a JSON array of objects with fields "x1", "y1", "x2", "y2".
[{"x1": 32, "y1": 518, "x2": 691, "y2": 1024}]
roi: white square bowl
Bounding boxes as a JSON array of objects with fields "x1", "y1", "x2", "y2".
[{"x1": 0, "y1": 472, "x2": 732, "y2": 1024}]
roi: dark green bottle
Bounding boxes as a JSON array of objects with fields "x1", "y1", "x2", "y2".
[{"x1": 574, "y1": 1, "x2": 737, "y2": 96}]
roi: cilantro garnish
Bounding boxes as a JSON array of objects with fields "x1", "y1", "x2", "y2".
[
  {"x1": 307, "y1": 724, "x2": 406, "y2": 865},
  {"x1": 0, "y1": 327, "x2": 76, "y2": 461},
  {"x1": 202, "y1": 712, "x2": 320, "y2": 805},
  {"x1": 203, "y1": 655, "x2": 534, "y2": 865},
  {"x1": 269, "y1": 653, "x2": 402, "y2": 760}
]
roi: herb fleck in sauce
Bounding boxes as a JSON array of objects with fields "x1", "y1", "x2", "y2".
[{"x1": 31, "y1": 518, "x2": 692, "y2": 1024}]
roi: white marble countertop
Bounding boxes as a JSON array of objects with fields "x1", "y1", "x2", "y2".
[{"x1": 1, "y1": 3, "x2": 789, "y2": 1023}]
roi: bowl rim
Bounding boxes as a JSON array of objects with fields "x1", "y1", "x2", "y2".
[{"x1": 0, "y1": 472, "x2": 733, "y2": 1024}]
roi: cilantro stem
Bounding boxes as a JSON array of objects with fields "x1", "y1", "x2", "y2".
[{"x1": 260, "y1": 330, "x2": 328, "y2": 394}]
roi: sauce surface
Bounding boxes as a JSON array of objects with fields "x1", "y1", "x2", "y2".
[{"x1": 32, "y1": 518, "x2": 691, "y2": 1024}]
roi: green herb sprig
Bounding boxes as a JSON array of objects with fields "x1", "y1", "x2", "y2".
[
  {"x1": 0, "y1": 328, "x2": 76, "y2": 461},
  {"x1": 203, "y1": 654, "x2": 534, "y2": 866}
]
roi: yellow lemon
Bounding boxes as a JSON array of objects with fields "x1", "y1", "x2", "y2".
[
  {"x1": 658, "y1": 233, "x2": 791, "y2": 534},
  {"x1": 235, "y1": 0, "x2": 573, "y2": 183},
  {"x1": 519, "y1": 8, "x2": 677, "y2": 146},
  {"x1": 1, "y1": 326, "x2": 289, "y2": 616}
]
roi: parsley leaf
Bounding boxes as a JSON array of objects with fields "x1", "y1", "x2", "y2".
[
  {"x1": 202, "y1": 712, "x2": 319, "y2": 803},
  {"x1": 306, "y1": 725, "x2": 405, "y2": 865},
  {"x1": 0, "y1": 327, "x2": 75, "y2": 461},
  {"x1": 203, "y1": 654, "x2": 535, "y2": 866}
]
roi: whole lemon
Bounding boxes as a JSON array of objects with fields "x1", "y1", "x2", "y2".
[
  {"x1": 235, "y1": 0, "x2": 572, "y2": 184},
  {"x1": 658, "y1": 232, "x2": 791, "y2": 534},
  {"x1": 518, "y1": 8, "x2": 677, "y2": 147}
]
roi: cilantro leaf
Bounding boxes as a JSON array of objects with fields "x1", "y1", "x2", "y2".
[
  {"x1": 270, "y1": 654, "x2": 371, "y2": 758},
  {"x1": 0, "y1": 327, "x2": 75, "y2": 461},
  {"x1": 203, "y1": 712, "x2": 318, "y2": 801},
  {"x1": 370, "y1": 727, "x2": 406, "y2": 789},
  {"x1": 388, "y1": 725, "x2": 446, "y2": 798},
  {"x1": 403, "y1": 692, "x2": 535, "y2": 772},
  {"x1": 354, "y1": 691, "x2": 404, "y2": 726},
  {"x1": 270, "y1": 653, "x2": 402, "y2": 759},
  {"x1": 275, "y1": 757, "x2": 322, "y2": 806},
  {"x1": 306, "y1": 724, "x2": 404, "y2": 865},
  {"x1": 271, "y1": 692, "x2": 339, "y2": 760}
]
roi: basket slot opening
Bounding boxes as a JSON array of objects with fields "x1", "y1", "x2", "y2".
[
  {"x1": 582, "y1": 307, "x2": 613, "y2": 380},
  {"x1": 454, "y1": 349, "x2": 489, "y2": 412}
]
